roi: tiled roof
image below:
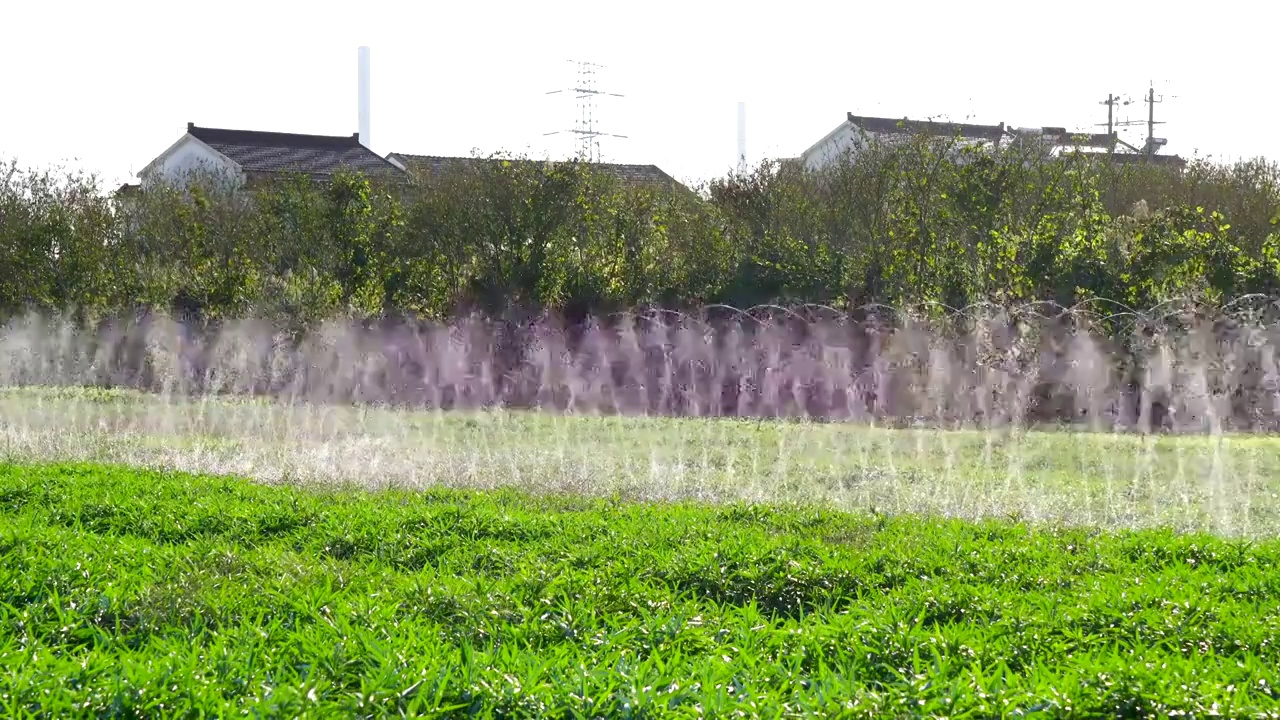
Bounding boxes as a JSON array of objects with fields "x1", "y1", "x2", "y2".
[
  {"x1": 847, "y1": 113, "x2": 1008, "y2": 142},
  {"x1": 187, "y1": 123, "x2": 403, "y2": 179},
  {"x1": 1114, "y1": 152, "x2": 1187, "y2": 168},
  {"x1": 1068, "y1": 150, "x2": 1188, "y2": 168},
  {"x1": 844, "y1": 115, "x2": 1121, "y2": 149},
  {"x1": 387, "y1": 153, "x2": 682, "y2": 190}
]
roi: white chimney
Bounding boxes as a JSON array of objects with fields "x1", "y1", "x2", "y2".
[
  {"x1": 736, "y1": 101, "x2": 747, "y2": 175},
  {"x1": 358, "y1": 46, "x2": 371, "y2": 148}
]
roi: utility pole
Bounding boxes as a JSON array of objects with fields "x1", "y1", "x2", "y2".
[
  {"x1": 1097, "y1": 92, "x2": 1133, "y2": 153},
  {"x1": 1107, "y1": 86, "x2": 1167, "y2": 160},
  {"x1": 1144, "y1": 85, "x2": 1165, "y2": 158}
]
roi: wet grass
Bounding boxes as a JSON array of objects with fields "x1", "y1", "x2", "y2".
[
  {"x1": 4, "y1": 385, "x2": 1280, "y2": 535},
  {"x1": 2, "y1": 462, "x2": 1280, "y2": 717}
]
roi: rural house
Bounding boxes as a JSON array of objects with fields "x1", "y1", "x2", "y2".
[
  {"x1": 133, "y1": 123, "x2": 405, "y2": 190},
  {"x1": 122, "y1": 127, "x2": 685, "y2": 195},
  {"x1": 800, "y1": 113, "x2": 1121, "y2": 171},
  {"x1": 800, "y1": 114, "x2": 1010, "y2": 171},
  {"x1": 799, "y1": 112, "x2": 1183, "y2": 171}
]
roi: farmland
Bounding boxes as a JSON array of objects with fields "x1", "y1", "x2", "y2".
[
  {"x1": 3, "y1": 461, "x2": 1280, "y2": 717},
  {"x1": 7, "y1": 82, "x2": 1280, "y2": 716}
]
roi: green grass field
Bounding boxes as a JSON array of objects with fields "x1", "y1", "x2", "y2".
[
  {"x1": 4, "y1": 387, "x2": 1280, "y2": 716},
  {"x1": 3, "y1": 462, "x2": 1280, "y2": 717}
]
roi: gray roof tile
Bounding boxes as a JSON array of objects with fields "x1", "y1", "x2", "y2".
[
  {"x1": 388, "y1": 153, "x2": 681, "y2": 190},
  {"x1": 847, "y1": 113, "x2": 1008, "y2": 142},
  {"x1": 188, "y1": 123, "x2": 403, "y2": 179}
]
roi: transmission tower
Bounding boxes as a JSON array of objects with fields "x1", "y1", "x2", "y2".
[{"x1": 544, "y1": 60, "x2": 627, "y2": 163}]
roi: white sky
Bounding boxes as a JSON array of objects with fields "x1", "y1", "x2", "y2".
[{"x1": 4, "y1": 0, "x2": 1276, "y2": 189}]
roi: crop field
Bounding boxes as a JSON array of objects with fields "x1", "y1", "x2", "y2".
[
  {"x1": 8, "y1": 85, "x2": 1280, "y2": 716},
  {"x1": 4, "y1": 387, "x2": 1280, "y2": 716},
  {"x1": 3, "y1": 462, "x2": 1280, "y2": 717}
]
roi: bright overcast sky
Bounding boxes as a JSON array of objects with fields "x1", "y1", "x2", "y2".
[{"x1": 4, "y1": 0, "x2": 1276, "y2": 189}]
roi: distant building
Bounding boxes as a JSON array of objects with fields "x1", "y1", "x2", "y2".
[
  {"x1": 801, "y1": 114, "x2": 1008, "y2": 171},
  {"x1": 800, "y1": 112, "x2": 1122, "y2": 171},
  {"x1": 384, "y1": 153, "x2": 687, "y2": 193},
  {"x1": 137, "y1": 123, "x2": 404, "y2": 189}
]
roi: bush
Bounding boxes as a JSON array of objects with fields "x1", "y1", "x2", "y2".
[{"x1": 2, "y1": 138, "x2": 1279, "y2": 326}]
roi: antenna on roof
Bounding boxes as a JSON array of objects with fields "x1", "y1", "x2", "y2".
[
  {"x1": 358, "y1": 46, "x2": 371, "y2": 148},
  {"x1": 544, "y1": 60, "x2": 627, "y2": 163}
]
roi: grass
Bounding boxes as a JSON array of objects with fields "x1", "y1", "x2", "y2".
[
  {"x1": 3, "y1": 462, "x2": 1280, "y2": 717},
  {"x1": 4, "y1": 385, "x2": 1280, "y2": 535}
]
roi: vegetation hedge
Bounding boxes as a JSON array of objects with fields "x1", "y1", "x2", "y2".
[{"x1": 4, "y1": 132, "x2": 1279, "y2": 325}]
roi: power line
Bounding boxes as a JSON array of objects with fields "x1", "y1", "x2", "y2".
[
  {"x1": 1096, "y1": 83, "x2": 1173, "y2": 158},
  {"x1": 1097, "y1": 92, "x2": 1134, "y2": 142},
  {"x1": 543, "y1": 60, "x2": 627, "y2": 163}
]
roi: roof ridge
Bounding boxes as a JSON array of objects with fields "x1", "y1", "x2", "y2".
[
  {"x1": 390, "y1": 152, "x2": 663, "y2": 168},
  {"x1": 387, "y1": 153, "x2": 681, "y2": 188},
  {"x1": 846, "y1": 113, "x2": 1008, "y2": 141},
  {"x1": 188, "y1": 122, "x2": 362, "y2": 148}
]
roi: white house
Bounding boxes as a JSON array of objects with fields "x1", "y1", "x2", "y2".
[
  {"x1": 800, "y1": 114, "x2": 1010, "y2": 171},
  {"x1": 800, "y1": 113, "x2": 1120, "y2": 171},
  {"x1": 135, "y1": 123, "x2": 403, "y2": 190}
]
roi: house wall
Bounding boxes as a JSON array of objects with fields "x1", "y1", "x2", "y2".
[
  {"x1": 800, "y1": 122, "x2": 877, "y2": 171},
  {"x1": 140, "y1": 136, "x2": 242, "y2": 189}
]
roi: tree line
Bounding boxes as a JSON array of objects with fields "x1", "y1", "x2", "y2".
[{"x1": 3, "y1": 131, "x2": 1280, "y2": 330}]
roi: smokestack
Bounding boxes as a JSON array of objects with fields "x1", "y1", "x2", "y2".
[
  {"x1": 736, "y1": 101, "x2": 747, "y2": 175},
  {"x1": 358, "y1": 46, "x2": 371, "y2": 148}
]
